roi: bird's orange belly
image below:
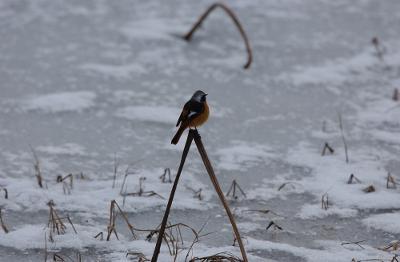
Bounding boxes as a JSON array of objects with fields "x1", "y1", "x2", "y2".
[{"x1": 189, "y1": 102, "x2": 209, "y2": 128}]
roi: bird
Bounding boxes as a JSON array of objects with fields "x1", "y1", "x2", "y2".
[{"x1": 171, "y1": 90, "x2": 209, "y2": 145}]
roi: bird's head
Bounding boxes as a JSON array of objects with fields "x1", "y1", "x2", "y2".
[{"x1": 192, "y1": 90, "x2": 208, "y2": 102}]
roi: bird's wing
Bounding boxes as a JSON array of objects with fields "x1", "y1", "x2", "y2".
[
  {"x1": 176, "y1": 100, "x2": 205, "y2": 126},
  {"x1": 176, "y1": 101, "x2": 190, "y2": 127},
  {"x1": 187, "y1": 101, "x2": 204, "y2": 121}
]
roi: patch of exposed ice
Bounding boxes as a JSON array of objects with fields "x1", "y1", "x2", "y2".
[{"x1": 80, "y1": 63, "x2": 147, "y2": 79}]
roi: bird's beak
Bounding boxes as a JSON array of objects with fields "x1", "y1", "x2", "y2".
[{"x1": 204, "y1": 93, "x2": 208, "y2": 96}]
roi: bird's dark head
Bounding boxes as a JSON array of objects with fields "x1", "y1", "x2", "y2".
[{"x1": 192, "y1": 90, "x2": 208, "y2": 102}]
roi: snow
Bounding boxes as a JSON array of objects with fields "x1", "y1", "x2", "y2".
[
  {"x1": 36, "y1": 143, "x2": 88, "y2": 156},
  {"x1": 23, "y1": 91, "x2": 97, "y2": 113},
  {"x1": 1, "y1": 0, "x2": 400, "y2": 261},
  {"x1": 215, "y1": 141, "x2": 275, "y2": 171},
  {"x1": 0, "y1": 168, "x2": 213, "y2": 214},
  {"x1": 363, "y1": 212, "x2": 400, "y2": 234},
  {"x1": 115, "y1": 106, "x2": 180, "y2": 124}
]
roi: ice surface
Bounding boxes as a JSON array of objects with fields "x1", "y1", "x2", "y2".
[{"x1": 0, "y1": 0, "x2": 400, "y2": 261}]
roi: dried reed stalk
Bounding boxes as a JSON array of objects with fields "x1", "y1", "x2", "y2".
[
  {"x1": 106, "y1": 200, "x2": 137, "y2": 241},
  {"x1": 226, "y1": 180, "x2": 246, "y2": 199},
  {"x1": 338, "y1": 113, "x2": 349, "y2": 163},
  {"x1": 29, "y1": 145, "x2": 43, "y2": 188},
  {"x1": 151, "y1": 131, "x2": 194, "y2": 262},
  {"x1": 183, "y1": 2, "x2": 253, "y2": 69},
  {"x1": 151, "y1": 129, "x2": 248, "y2": 261},
  {"x1": 193, "y1": 130, "x2": 248, "y2": 262},
  {"x1": 0, "y1": 208, "x2": 9, "y2": 233}
]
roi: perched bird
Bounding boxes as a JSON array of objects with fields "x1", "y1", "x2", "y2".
[{"x1": 171, "y1": 90, "x2": 209, "y2": 144}]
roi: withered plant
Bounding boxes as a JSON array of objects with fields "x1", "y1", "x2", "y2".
[
  {"x1": 189, "y1": 252, "x2": 242, "y2": 262},
  {"x1": 47, "y1": 200, "x2": 77, "y2": 242},
  {"x1": 266, "y1": 221, "x2": 283, "y2": 232},
  {"x1": 347, "y1": 174, "x2": 361, "y2": 184},
  {"x1": 1, "y1": 187, "x2": 7, "y2": 199},
  {"x1": 321, "y1": 142, "x2": 334, "y2": 156},
  {"x1": 160, "y1": 168, "x2": 172, "y2": 183},
  {"x1": 182, "y1": 2, "x2": 253, "y2": 69},
  {"x1": 0, "y1": 208, "x2": 9, "y2": 233},
  {"x1": 363, "y1": 185, "x2": 375, "y2": 193},
  {"x1": 226, "y1": 180, "x2": 246, "y2": 200},
  {"x1": 104, "y1": 200, "x2": 137, "y2": 241},
  {"x1": 338, "y1": 113, "x2": 349, "y2": 163},
  {"x1": 126, "y1": 251, "x2": 150, "y2": 261},
  {"x1": 386, "y1": 173, "x2": 397, "y2": 189},
  {"x1": 57, "y1": 174, "x2": 73, "y2": 195},
  {"x1": 393, "y1": 88, "x2": 399, "y2": 101},
  {"x1": 341, "y1": 239, "x2": 366, "y2": 250},
  {"x1": 371, "y1": 37, "x2": 386, "y2": 62},
  {"x1": 29, "y1": 145, "x2": 43, "y2": 188},
  {"x1": 321, "y1": 193, "x2": 329, "y2": 210},
  {"x1": 121, "y1": 177, "x2": 164, "y2": 200},
  {"x1": 112, "y1": 153, "x2": 119, "y2": 188}
]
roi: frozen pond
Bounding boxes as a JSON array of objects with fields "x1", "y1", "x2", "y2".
[{"x1": 1, "y1": 0, "x2": 400, "y2": 261}]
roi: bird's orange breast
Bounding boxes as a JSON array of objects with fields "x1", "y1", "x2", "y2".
[{"x1": 189, "y1": 102, "x2": 209, "y2": 127}]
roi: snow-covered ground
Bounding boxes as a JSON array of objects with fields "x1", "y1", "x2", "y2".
[{"x1": 0, "y1": 0, "x2": 400, "y2": 261}]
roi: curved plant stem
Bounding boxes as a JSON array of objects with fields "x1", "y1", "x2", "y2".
[{"x1": 183, "y1": 2, "x2": 253, "y2": 69}]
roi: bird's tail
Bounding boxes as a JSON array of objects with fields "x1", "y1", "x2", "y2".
[{"x1": 171, "y1": 125, "x2": 186, "y2": 145}]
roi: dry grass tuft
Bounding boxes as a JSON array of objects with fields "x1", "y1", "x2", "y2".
[
  {"x1": 189, "y1": 252, "x2": 242, "y2": 262},
  {"x1": 363, "y1": 185, "x2": 375, "y2": 193},
  {"x1": 46, "y1": 200, "x2": 77, "y2": 242},
  {"x1": 126, "y1": 251, "x2": 150, "y2": 261}
]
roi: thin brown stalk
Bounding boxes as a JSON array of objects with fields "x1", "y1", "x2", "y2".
[
  {"x1": 321, "y1": 142, "x2": 334, "y2": 156},
  {"x1": 226, "y1": 180, "x2": 247, "y2": 199},
  {"x1": 112, "y1": 153, "x2": 119, "y2": 188},
  {"x1": 338, "y1": 113, "x2": 349, "y2": 163},
  {"x1": 387, "y1": 173, "x2": 397, "y2": 189},
  {"x1": 193, "y1": 130, "x2": 248, "y2": 262},
  {"x1": 321, "y1": 193, "x2": 329, "y2": 210},
  {"x1": 151, "y1": 132, "x2": 194, "y2": 262},
  {"x1": 341, "y1": 239, "x2": 366, "y2": 250},
  {"x1": 348, "y1": 174, "x2": 361, "y2": 184},
  {"x1": 0, "y1": 208, "x2": 9, "y2": 233},
  {"x1": 1, "y1": 188, "x2": 7, "y2": 199},
  {"x1": 29, "y1": 144, "x2": 43, "y2": 188},
  {"x1": 183, "y1": 2, "x2": 253, "y2": 69},
  {"x1": 190, "y1": 252, "x2": 242, "y2": 262},
  {"x1": 106, "y1": 200, "x2": 137, "y2": 241}
]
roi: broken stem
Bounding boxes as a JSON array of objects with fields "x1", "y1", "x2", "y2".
[
  {"x1": 193, "y1": 130, "x2": 248, "y2": 262},
  {"x1": 183, "y1": 2, "x2": 253, "y2": 69},
  {"x1": 151, "y1": 131, "x2": 194, "y2": 262}
]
